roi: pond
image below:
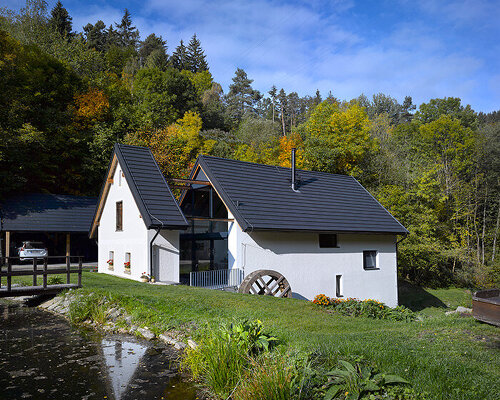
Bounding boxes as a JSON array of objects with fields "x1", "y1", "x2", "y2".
[{"x1": 0, "y1": 301, "x2": 199, "y2": 399}]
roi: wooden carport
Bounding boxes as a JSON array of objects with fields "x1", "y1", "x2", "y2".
[{"x1": 0, "y1": 193, "x2": 97, "y2": 262}]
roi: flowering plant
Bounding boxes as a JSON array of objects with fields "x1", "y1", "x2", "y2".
[
  {"x1": 140, "y1": 271, "x2": 150, "y2": 280},
  {"x1": 312, "y1": 293, "x2": 330, "y2": 306},
  {"x1": 124, "y1": 261, "x2": 131, "y2": 269},
  {"x1": 106, "y1": 259, "x2": 113, "y2": 266},
  {"x1": 312, "y1": 295, "x2": 415, "y2": 321}
]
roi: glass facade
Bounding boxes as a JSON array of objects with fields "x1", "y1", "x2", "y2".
[{"x1": 179, "y1": 185, "x2": 229, "y2": 284}]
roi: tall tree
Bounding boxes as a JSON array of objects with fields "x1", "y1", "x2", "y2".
[
  {"x1": 278, "y1": 88, "x2": 287, "y2": 136},
  {"x1": 132, "y1": 67, "x2": 200, "y2": 128},
  {"x1": 268, "y1": 85, "x2": 277, "y2": 122},
  {"x1": 225, "y1": 68, "x2": 261, "y2": 123},
  {"x1": 304, "y1": 101, "x2": 374, "y2": 175},
  {"x1": 49, "y1": 1, "x2": 72, "y2": 37},
  {"x1": 170, "y1": 40, "x2": 189, "y2": 71},
  {"x1": 415, "y1": 97, "x2": 477, "y2": 128},
  {"x1": 186, "y1": 34, "x2": 208, "y2": 72},
  {"x1": 83, "y1": 20, "x2": 107, "y2": 51},
  {"x1": 115, "y1": 8, "x2": 139, "y2": 48},
  {"x1": 139, "y1": 33, "x2": 167, "y2": 64}
]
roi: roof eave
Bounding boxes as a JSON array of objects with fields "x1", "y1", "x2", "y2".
[{"x1": 243, "y1": 226, "x2": 409, "y2": 235}]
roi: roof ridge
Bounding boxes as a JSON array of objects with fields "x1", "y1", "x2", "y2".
[{"x1": 199, "y1": 154, "x2": 354, "y2": 179}]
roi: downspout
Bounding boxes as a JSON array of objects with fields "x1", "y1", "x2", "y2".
[{"x1": 149, "y1": 227, "x2": 162, "y2": 277}]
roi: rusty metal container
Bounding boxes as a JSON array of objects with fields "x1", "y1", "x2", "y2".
[{"x1": 472, "y1": 289, "x2": 500, "y2": 327}]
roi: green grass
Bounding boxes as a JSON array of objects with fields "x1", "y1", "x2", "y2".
[{"x1": 8, "y1": 271, "x2": 500, "y2": 400}]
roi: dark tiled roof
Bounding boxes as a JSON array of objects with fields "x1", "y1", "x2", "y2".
[
  {"x1": 195, "y1": 155, "x2": 408, "y2": 234},
  {"x1": 1, "y1": 193, "x2": 97, "y2": 232},
  {"x1": 114, "y1": 144, "x2": 188, "y2": 229}
]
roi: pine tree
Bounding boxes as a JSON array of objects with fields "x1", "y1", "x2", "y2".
[
  {"x1": 105, "y1": 24, "x2": 120, "y2": 49},
  {"x1": 226, "y1": 68, "x2": 261, "y2": 122},
  {"x1": 170, "y1": 40, "x2": 189, "y2": 71},
  {"x1": 83, "y1": 20, "x2": 107, "y2": 51},
  {"x1": 139, "y1": 33, "x2": 167, "y2": 65},
  {"x1": 115, "y1": 8, "x2": 139, "y2": 48},
  {"x1": 268, "y1": 85, "x2": 277, "y2": 122},
  {"x1": 49, "y1": 1, "x2": 72, "y2": 37},
  {"x1": 186, "y1": 34, "x2": 208, "y2": 72}
]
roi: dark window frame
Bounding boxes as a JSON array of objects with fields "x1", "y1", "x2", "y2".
[
  {"x1": 116, "y1": 201, "x2": 123, "y2": 231},
  {"x1": 319, "y1": 234, "x2": 338, "y2": 248},
  {"x1": 363, "y1": 250, "x2": 378, "y2": 270}
]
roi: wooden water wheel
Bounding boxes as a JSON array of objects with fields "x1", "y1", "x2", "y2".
[{"x1": 238, "y1": 269, "x2": 292, "y2": 298}]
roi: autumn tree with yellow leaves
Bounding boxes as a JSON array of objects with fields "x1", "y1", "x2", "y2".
[{"x1": 304, "y1": 101, "x2": 375, "y2": 175}]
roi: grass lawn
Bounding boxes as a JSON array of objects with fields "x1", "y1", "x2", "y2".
[{"x1": 8, "y1": 271, "x2": 500, "y2": 400}]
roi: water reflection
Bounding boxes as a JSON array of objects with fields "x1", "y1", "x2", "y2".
[
  {"x1": 0, "y1": 302, "x2": 198, "y2": 400},
  {"x1": 102, "y1": 338, "x2": 147, "y2": 399}
]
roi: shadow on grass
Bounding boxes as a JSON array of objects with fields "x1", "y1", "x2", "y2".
[{"x1": 398, "y1": 281, "x2": 447, "y2": 311}]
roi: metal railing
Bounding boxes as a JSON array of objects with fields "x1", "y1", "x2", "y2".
[{"x1": 189, "y1": 268, "x2": 244, "y2": 290}]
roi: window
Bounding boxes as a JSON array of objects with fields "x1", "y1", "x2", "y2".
[
  {"x1": 108, "y1": 251, "x2": 114, "y2": 270},
  {"x1": 118, "y1": 170, "x2": 122, "y2": 186},
  {"x1": 336, "y1": 275, "x2": 343, "y2": 297},
  {"x1": 116, "y1": 201, "x2": 123, "y2": 231},
  {"x1": 319, "y1": 234, "x2": 338, "y2": 248},
  {"x1": 124, "y1": 252, "x2": 131, "y2": 274},
  {"x1": 363, "y1": 250, "x2": 378, "y2": 270}
]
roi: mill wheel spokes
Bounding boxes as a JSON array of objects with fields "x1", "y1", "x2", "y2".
[{"x1": 238, "y1": 269, "x2": 292, "y2": 298}]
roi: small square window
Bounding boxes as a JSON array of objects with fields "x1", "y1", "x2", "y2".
[
  {"x1": 363, "y1": 250, "x2": 378, "y2": 270},
  {"x1": 319, "y1": 234, "x2": 338, "y2": 248}
]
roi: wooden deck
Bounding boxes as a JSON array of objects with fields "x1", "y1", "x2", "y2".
[{"x1": 0, "y1": 256, "x2": 83, "y2": 298}]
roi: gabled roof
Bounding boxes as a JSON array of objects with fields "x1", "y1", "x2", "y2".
[
  {"x1": 1, "y1": 193, "x2": 97, "y2": 232},
  {"x1": 90, "y1": 144, "x2": 188, "y2": 237},
  {"x1": 193, "y1": 155, "x2": 408, "y2": 234}
]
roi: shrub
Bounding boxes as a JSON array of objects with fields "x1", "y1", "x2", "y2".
[{"x1": 312, "y1": 297, "x2": 415, "y2": 322}]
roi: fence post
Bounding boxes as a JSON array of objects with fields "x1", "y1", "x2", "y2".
[
  {"x1": 66, "y1": 255, "x2": 71, "y2": 284},
  {"x1": 32, "y1": 257, "x2": 37, "y2": 286},
  {"x1": 43, "y1": 258, "x2": 48, "y2": 288},
  {"x1": 78, "y1": 257, "x2": 82, "y2": 287},
  {"x1": 7, "y1": 257, "x2": 11, "y2": 292}
]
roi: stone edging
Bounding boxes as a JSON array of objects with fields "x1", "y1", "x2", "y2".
[{"x1": 38, "y1": 292, "x2": 197, "y2": 352}]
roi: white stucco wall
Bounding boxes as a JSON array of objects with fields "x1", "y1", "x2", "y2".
[
  {"x1": 228, "y1": 212, "x2": 399, "y2": 307},
  {"x1": 150, "y1": 229, "x2": 180, "y2": 283},
  {"x1": 98, "y1": 161, "x2": 149, "y2": 280},
  {"x1": 97, "y1": 161, "x2": 180, "y2": 283}
]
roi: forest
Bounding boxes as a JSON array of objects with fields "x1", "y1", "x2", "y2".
[{"x1": 0, "y1": 1, "x2": 499, "y2": 288}]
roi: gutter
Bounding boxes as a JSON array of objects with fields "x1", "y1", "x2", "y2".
[{"x1": 149, "y1": 227, "x2": 162, "y2": 277}]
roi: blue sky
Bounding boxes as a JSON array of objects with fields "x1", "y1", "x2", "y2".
[{"x1": 6, "y1": 0, "x2": 500, "y2": 112}]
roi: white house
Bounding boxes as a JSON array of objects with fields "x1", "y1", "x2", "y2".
[
  {"x1": 90, "y1": 144, "x2": 408, "y2": 307},
  {"x1": 90, "y1": 144, "x2": 188, "y2": 282}
]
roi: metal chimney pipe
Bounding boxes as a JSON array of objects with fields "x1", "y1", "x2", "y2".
[{"x1": 291, "y1": 147, "x2": 296, "y2": 191}]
